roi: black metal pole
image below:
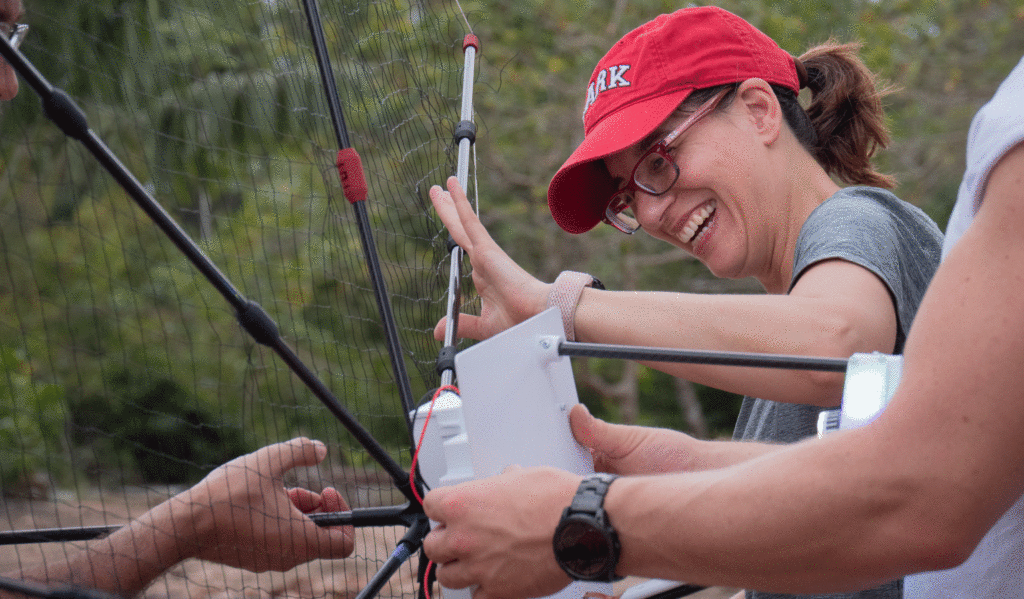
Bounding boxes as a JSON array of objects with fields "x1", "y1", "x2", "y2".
[
  {"x1": 299, "y1": 0, "x2": 418, "y2": 435},
  {"x1": 295, "y1": 6, "x2": 439, "y2": 599},
  {"x1": 559, "y1": 341, "x2": 850, "y2": 372},
  {"x1": 353, "y1": 517, "x2": 432, "y2": 599},
  {"x1": 0, "y1": 34, "x2": 416, "y2": 504},
  {"x1": 0, "y1": 576, "x2": 121, "y2": 599},
  {"x1": 643, "y1": 583, "x2": 708, "y2": 598},
  {"x1": 0, "y1": 505, "x2": 427, "y2": 546}
]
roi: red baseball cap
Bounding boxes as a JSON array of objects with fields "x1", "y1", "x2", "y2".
[{"x1": 547, "y1": 6, "x2": 801, "y2": 234}]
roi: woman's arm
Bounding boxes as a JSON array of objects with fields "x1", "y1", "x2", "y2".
[
  {"x1": 430, "y1": 176, "x2": 898, "y2": 407},
  {"x1": 574, "y1": 257, "x2": 896, "y2": 406}
]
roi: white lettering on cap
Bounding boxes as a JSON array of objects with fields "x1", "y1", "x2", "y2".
[
  {"x1": 608, "y1": 65, "x2": 630, "y2": 88},
  {"x1": 582, "y1": 64, "x2": 631, "y2": 121}
]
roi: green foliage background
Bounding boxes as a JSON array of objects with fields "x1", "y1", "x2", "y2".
[{"x1": 1, "y1": 0, "x2": 1022, "y2": 495}]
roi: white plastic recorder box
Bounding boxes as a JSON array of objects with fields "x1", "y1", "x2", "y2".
[{"x1": 411, "y1": 308, "x2": 611, "y2": 599}]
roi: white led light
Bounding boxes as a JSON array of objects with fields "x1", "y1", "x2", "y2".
[{"x1": 838, "y1": 352, "x2": 904, "y2": 430}]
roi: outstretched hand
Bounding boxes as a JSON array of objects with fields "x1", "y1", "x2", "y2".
[
  {"x1": 173, "y1": 437, "x2": 355, "y2": 572},
  {"x1": 429, "y1": 176, "x2": 550, "y2": 341},
  {"x1": 11, "y1": 438, "x2": 357, "y2": 599}
]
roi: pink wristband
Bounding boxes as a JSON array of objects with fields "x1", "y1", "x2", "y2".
[{"x1": 546, "y1": 271, "x2": 602, "y2": 341}]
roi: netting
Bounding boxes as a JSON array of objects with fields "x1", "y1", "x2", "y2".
[{"x1": 0, "y1": 0, "x2": 475, "y2": 597}]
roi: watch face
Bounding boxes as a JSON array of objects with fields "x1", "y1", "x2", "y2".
[{"x1": 553, "y1": 517, "x2": 612, "y2": 579}]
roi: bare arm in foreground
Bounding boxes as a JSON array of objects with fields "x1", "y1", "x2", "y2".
[{"x1": 421, "y1": 143, "x2": 1024, "y2": 598}]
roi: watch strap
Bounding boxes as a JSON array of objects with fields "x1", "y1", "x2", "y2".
[
  {"x1": 547, "y1": 271, "x2": 604, "y2": 342},
  {"x1": 568, "y1": 473, "x2": 619, "y2": 516}
]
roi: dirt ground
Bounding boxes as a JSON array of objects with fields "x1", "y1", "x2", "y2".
[{"x1": 0, "y1": 487, "x2": 737, "y2": 599}]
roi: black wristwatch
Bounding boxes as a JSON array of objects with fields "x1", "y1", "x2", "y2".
[{"x1": 552, "y1": 473, "x2": 622, "y2": 582}]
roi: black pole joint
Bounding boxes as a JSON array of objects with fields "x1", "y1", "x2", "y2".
[
  {"x1": 42, "y1": 89, "x2": 90, "y2": 141},
  {"x1": 452, "y1": 120, "x2": 476, "y2": 145},
  {"x1": 435, "y1": 346, "x2": 457, "y2": 376},
  {"x1": 236, "y1": 300, "x2": 280, "y2": 347}
]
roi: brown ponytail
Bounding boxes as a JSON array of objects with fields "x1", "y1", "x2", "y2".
[{"x1": 796, "y1": 39, "x2": 896, "y2": 188}]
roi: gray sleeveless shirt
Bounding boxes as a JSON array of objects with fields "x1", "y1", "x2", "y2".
[{"x1": 733, "y1": 186, "x2": 943, "y2": 599}]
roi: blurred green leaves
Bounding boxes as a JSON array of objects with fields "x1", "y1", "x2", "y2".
[{"x1": 1, "y1": 0, "x2": 1022, "y2": 482}]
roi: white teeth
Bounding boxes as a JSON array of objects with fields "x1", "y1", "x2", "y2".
[{"x1": 681, "y1": 200, "x2": 716, "y2": 243}]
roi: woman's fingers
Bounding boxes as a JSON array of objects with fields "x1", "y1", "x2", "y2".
[
  {"x1": 444, "y1": 176, "x2": 494, "y2": 250},
  {"x1": 430, "y1": 183, "x2": 473, "y2": 252}
]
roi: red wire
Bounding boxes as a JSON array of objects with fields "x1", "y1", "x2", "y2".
[
  {"x1": 423, "y1": 559, "x2": 436, "y2": 599},
  {"x1": 410, "y1": 384, "x2": 459, "y2": 505}
]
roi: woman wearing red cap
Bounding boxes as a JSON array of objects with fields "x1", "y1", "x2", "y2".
[{"x1": 430, "y1": 7, "x2": 940, "y2": 598}]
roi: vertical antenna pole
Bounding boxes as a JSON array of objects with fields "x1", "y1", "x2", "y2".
[
  {"x1": 439, "y1": 35, "x2": 480, "y2": 388},
  {"x1": 455, "y1": 37, "x2": 478, "y2": 190}
]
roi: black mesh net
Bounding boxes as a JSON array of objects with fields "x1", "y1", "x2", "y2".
[{"x1": 0, "y1": 1, "x2": 475, "y2": 597}]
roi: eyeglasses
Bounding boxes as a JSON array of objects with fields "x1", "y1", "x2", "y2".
[
  {"x1": 603, "y1": 88, "x2": 730, "y2": 234},
  {"x1": 0, "y1": 22, "x2": 28, "y2": 50}
]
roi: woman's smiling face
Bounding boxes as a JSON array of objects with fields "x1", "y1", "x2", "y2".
[{"x1": 603, "y1": 81, "x2": 784, "y2": 282}]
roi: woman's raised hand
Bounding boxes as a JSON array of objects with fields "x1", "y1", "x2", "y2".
[{"x1": 429, "y1": 176, "x2": 550, "y2": 341}]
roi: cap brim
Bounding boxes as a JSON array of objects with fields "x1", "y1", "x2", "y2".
[{"x1": 548, "y1": 88, "x2": 694, "y2": 234}]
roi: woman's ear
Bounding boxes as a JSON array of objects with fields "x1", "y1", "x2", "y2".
[{"x1": 736, "y1": 78, "x2": 782, "y2": 145}]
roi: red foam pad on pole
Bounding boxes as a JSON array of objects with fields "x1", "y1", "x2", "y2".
[{"x1": 336, "y1": 148, "x2": 368, "y2": 204}]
